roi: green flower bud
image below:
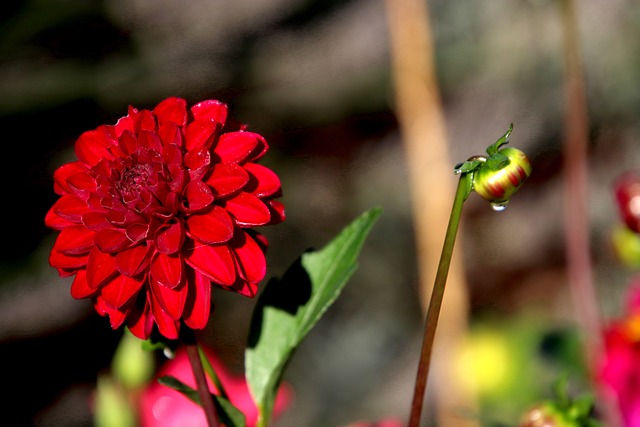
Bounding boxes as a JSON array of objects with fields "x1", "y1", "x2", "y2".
[{"x1": 473, "y1": 146, "x2": 532, "y2": 210}]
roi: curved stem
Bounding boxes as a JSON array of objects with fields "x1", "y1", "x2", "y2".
[
  {"x1": 408, "y1": 174, "x2": 469, "y2": 427},
  {"x1": 183, "y1": 328, "x2": 220, "y2": 427}
]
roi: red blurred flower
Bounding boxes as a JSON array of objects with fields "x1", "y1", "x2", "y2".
[
  {"x1": 599, "y1": 284, "x2": 640, "y2": 426},
  {"x1": 139, "y1": 347, "x2": 292, "y2": 427},
  {"x1": 45, "y1": 97, "x2": 285, "y2": 339},
  {"x1": 345, "y1": 419, "x2": 403, "y2": 427},
  {"x1": 614, "y1": 171, "x2": 640, "y2": 234}
]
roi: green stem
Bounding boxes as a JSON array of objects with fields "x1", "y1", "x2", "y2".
[
  {"x1": 255, "y1": 409, "x2": 268, "y2": 427},
  {"x1": 183, "y1": 328, "x2": 221, "y2": 427},
  {"x1": 408, "y1": 174, "x2": 470, "y2": 427}
]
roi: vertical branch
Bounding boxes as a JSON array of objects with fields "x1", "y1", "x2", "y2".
[
  {"x1": 384, "y1": 0, "x2": 475, "y2": 426},
  {"x1": 183, "y1": 328, "x2": 220, "y2": 427},
  {"x1": 409, "y1": 175, "x2": 470, "y2": 427},
  {"x1": 559, "y1": 1, "x2": 621, "y2": 425}
]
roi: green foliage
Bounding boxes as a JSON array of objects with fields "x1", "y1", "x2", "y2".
[
  {"x1": 245, "y1": 207, "x2": 382, "y2": 426},
  {"x1": 111, "y1": 329, "x2": 155, "y2": 389}
]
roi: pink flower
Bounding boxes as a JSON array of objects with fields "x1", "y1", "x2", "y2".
[
  {"x1": 345, "y1": 419, "x2": 404, "y2": 427},
  {"x1": 139, "y1": 347, "x2": 292, "y2": 427},
  {"x1": 599, "y1": 285, "x2": 640, "y2": 426},
  {"x1": 45, "y1": 97, "x2": 285, "y2": 340}
]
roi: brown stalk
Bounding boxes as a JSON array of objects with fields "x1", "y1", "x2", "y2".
[
  {"x1": 384, "y1": 0, "x2": 475, "y2": 425},
  {"x1": 559, "y1": 0, "x2": 621, "y2": 425}
]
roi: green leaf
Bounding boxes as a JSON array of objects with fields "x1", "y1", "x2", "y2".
[
  {"x1": 454, "y1": 158, "x2": 483, "y2": 174},
  {"x1": 568, "y1": 395, "x2": 595, "y2": 420},
  {"x1": 485, "y1": 123, "x2": 513, "y2": 155},
  {"x1": 198, "y1": 345, "x2": 229, "y2": 401},
  {"x1": 158, "y1": 376, "x2": 247, "y2": 427},
  {"x1": 484, "y1": 153, "x2": 509, "y2": 171},
  {"x1": 245, "y1": 207, "x2": 382, "y2": 425}
]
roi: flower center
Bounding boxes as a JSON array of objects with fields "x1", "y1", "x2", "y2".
[{"x1": 118, "y1": 164, "x2": 152, "y2": 197}]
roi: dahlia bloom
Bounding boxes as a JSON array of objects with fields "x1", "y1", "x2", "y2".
[
  {"x1": 139, "y1": 346, "x2": 292, "y2": 427},
  {"x1": 599, "y1": 284, "x2": 640, "y2": 426},
  {"x1": 45, "y1": 97, "x2": 285, "y2": 339}
]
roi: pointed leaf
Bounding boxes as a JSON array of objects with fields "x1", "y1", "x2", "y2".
[
  {"x1": 245, "y1": 207, "x2": 381, "y2": 423},
  {"x1": 198, "y1": 345, "x2": 229, "y2": 401}
]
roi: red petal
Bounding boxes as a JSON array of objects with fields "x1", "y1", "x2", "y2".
[
  {"x1": 185, "y1": 241, "x2": 236, "y2": 286},
  {"x1": 150, "y1": 296, "x2": 180, "y2": 339},
  {"x1": 184, "y1": 146, "x2": 211, "y2": 174},
  {"x1": 134, "y1": 109, "x2": 157, "y2": 133},
  {"x1": 156, "y1": 220, "x2": 184, "y2": 254},
  {"x1": 267, "y1": 200, "x2": 286, "y2": 224},
  {"x1": 75, "y1": 128, "x2": 116, "y2": 166},
  {"x1": 54, "y1": 226, "x2": 95, "y2": 255},
  {"x1": 184, "y1": 180, "x2": 214, "y2": 212},
  {"x1": 150, "y1": 276, "x2": 187, "y2": 319},
  {"x1": 231, "y1": 232, "x2": 266, "y2": 283},
  {"x1": 185, "y1": 206, "x2": 234, "y2": 244},
  {"x1": 101, "y1": 273, "x2": 145, "y2": 309},
  {"x1": 162, "y1": 141, "x2": 183, "y2": 167},
  {"x1": 116, "y1": 243, "x2": 153, "y2": 277},
  {"x1": 237, "y1": 279, "x2": 258, "y2": 297},
  {"x1": 115, "y1": 111, "x2": 136, "y2": 136},
  {"x1": 205, "y1": 162, "x2": 249, "y2": 197},
  {"x1": 127, "y1": 299, "x2": 154, "y2": 340},
  {"x1": 49, "y1": 250, "x2": 88, "y2": 272},
  {"x1": 45, "y1": 208, "x2": 76, "y2": 230},
  {"x1": 153, "y1": 97, "x2": 187, "y2": 127},
  {"x1": 70, "y1": 270, "x2": 98, "y2": 299},
  {"x1": 82, "y1": 212, "x2": 111, "y2": 230},
  {"x1": 150, "y1": 252, "x2": 183, "y2": 288},
  {"x1": 185, "y1": 120, "x2": 217, "y2": 152},
  {"x1": 183, "y1": 271, "x2": 212, "y2": 329},
  {"x1": 66, "y1": 172, "x2": 97, "y2": 195},
  {"x1": 251, "y1": 232, "x2": 269, "y2": 251},
  {"x1": 53, "y1": 162, "x2": 87, "y2": 195},
  {"x1": 222, "y1": 192, "x2": 271, "y2": 226},
  {"x1": 213, "y1": 131, "x2": 266, "y2": 164},
  {"x1": 221, "y1": 277, "x2": 258, "y2": 298},
  {"x1": 95, "y1": 229, "x2": 131, "y2": 253},
  {"x1": 191, "y1": 100, "x2": 228, "y2": 125},
  {"x1": 106, "y1": 209, "x2": 144, "y2": 227},
  {"x1": 94, "y1": 296, "x2": 129, "y2": 329},
  {"x1": 159, "y1": 124, "x2": 184, "y2": 150},
  {"x1": 125, "y1": 223, "x2": 150, "y2": 243},
  {"x1": 138, "y1": 130, "x2": 163, "y2": 152},
  {"x1": 86, "y1": 247, "x2": 118, "y2": 289},
  {"x1": 243, "y1": 163, "x2": 281, "y2": 198},
  {"x1": 51, "y1": 195, "x2": 89, "y2": 222},
  {"x1": 118, "y1": 130, "x2": 137, "y2": 156}
]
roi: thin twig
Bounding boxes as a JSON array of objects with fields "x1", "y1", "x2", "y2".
[
  {"x1": 559, "y1": 0, "x2": 621, "y2": 425},
  {"x1": 183, "y1": 328, "x2": 220, "y2": 427},
  {"x1": 409, "y1": 175, "x2": 470, "y2": 427}
]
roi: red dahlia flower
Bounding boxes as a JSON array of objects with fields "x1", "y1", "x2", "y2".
[{"x1": 45, "y1": 97, "x2": 285, "y2": 340}]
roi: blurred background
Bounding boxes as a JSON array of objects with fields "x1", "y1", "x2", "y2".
[{"x1": 2, "y1": 0, "x2": 640, "y2": 425}]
